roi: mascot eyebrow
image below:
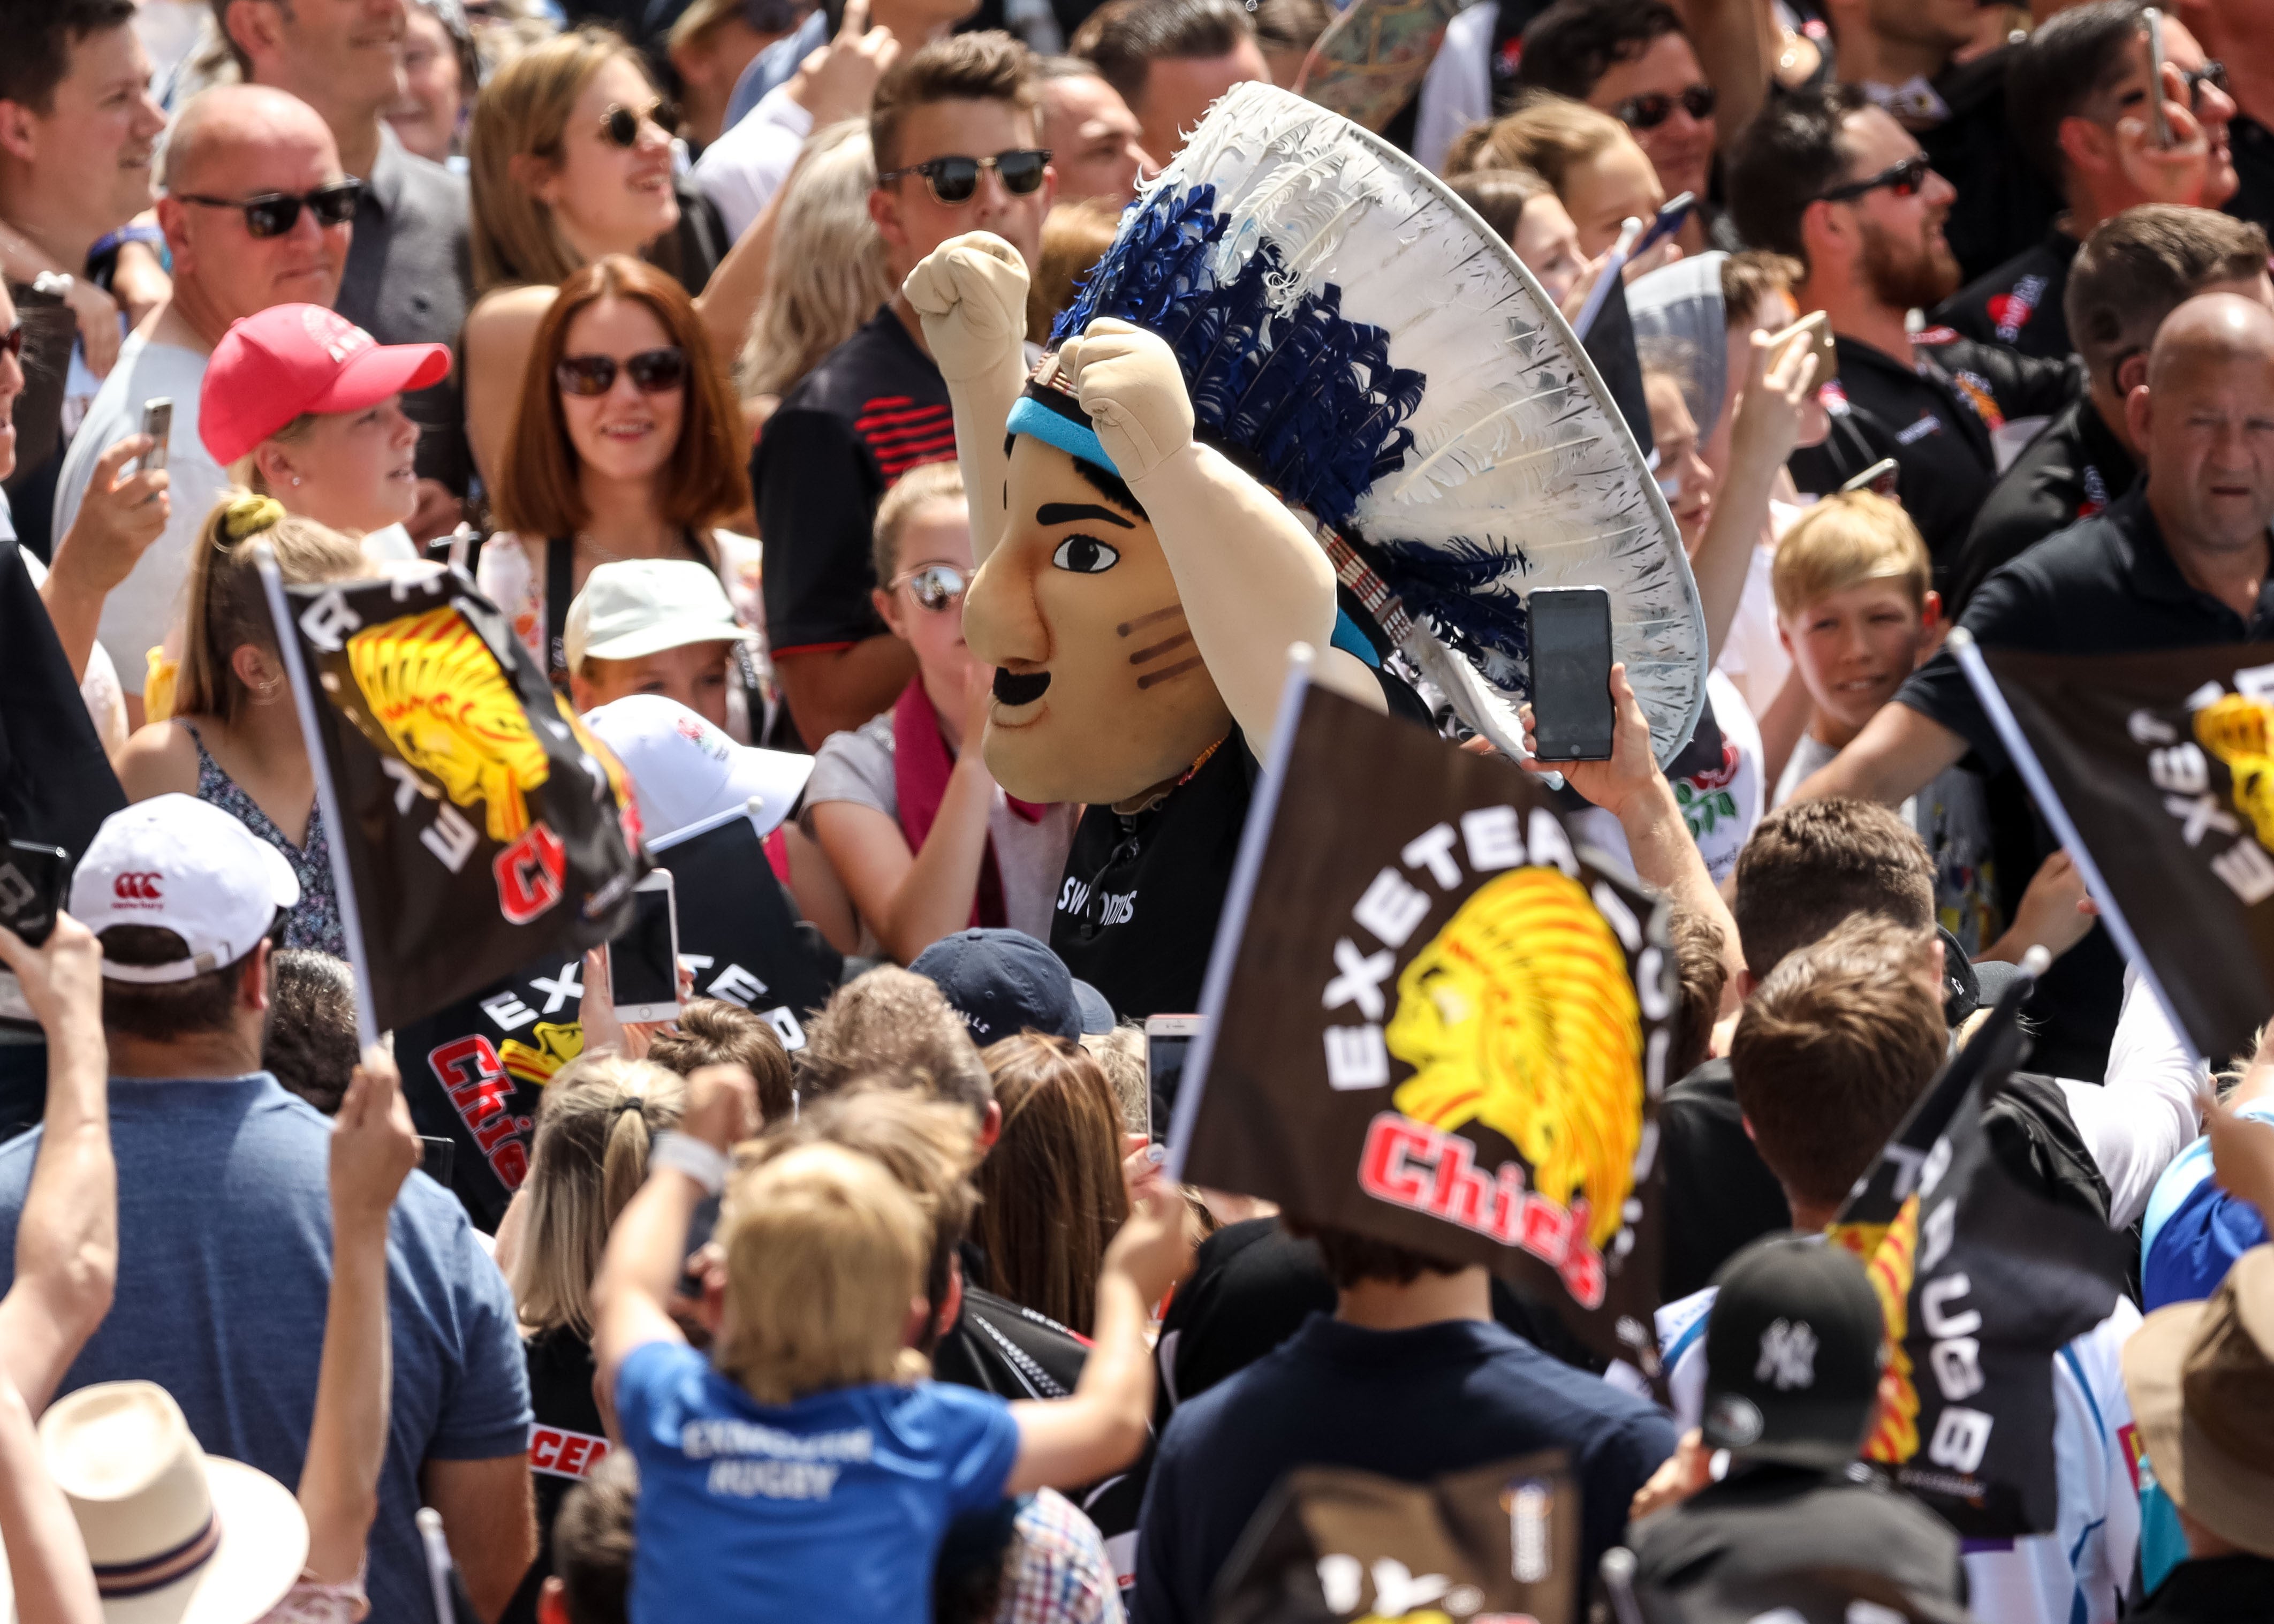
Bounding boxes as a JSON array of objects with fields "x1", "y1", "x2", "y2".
[{"x1": 1037, "y1": 503, "x2": 1134, "y2": 529}]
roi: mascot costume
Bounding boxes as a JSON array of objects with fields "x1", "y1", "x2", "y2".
[{"x1": 906, "y1": 82, "x2": 1704, "y2": 1019}]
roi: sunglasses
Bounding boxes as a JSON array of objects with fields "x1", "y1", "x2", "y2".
[
  {"x1": 2120, "y1": 58, "x2": 2230, "y2": 112},
  {"x1": 1615, "y1": 84, "x2": 1716, "y2": 131},
  {"x1": 175, "y1": 179, "x2": 363, "y2": 238},
  {"x1": 893, "y1": 563, "x2": 968, "y2": 613},
  {"x1": 877, "y1": 149, "x2": 1051, "y2": 205},
  {"x1": 599, "y1": 98, "x2": 678, "y2": 148},
  {"x1": 1817, "y1": 154, "x2": 1932, "y2": 203},
  {"x1": 556, "y1": 347, "x2": 688, "y2": 396}
]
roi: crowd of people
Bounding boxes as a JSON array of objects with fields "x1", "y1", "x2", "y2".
[{"x1": 3, "y1": 0, "x2": 2274, "y2": 1618}]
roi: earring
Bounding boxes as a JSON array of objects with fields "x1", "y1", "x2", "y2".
[{"x1": 290, "y1": 476, "x2": 302, "y2": 487}]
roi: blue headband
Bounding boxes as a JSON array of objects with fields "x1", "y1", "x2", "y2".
[{"x1": 1005, "y1": 390, "x2": 1120, "y2": 478}]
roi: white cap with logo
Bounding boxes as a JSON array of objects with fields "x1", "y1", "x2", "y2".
[
  {"x1": 581, "y1": 695, "x2": 814, "y2": 843},
  {"x1": 69, "y1": 796, "x2": 302, "y2": 983},
  {"x1": 564, "y1": 559, "x2": 753, "y2": 672}
]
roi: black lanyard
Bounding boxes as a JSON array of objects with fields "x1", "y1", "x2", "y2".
[{"x1": 543, "y1": 530, "x2": 711, "y2": 692}]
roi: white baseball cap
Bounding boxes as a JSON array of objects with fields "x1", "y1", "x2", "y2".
[
  {"x1": 70, "y1": 796, "x2": 301, "y2": 983},
  {"x1": 564, "y1": 559, "x2": 753, "y2": 671},
  {"x1": 580, "y1": 695, "x2": 815, "y2": 842}
]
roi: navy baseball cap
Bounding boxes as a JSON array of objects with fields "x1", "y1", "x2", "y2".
[{"x1": 908, "y1": 928, "x2": 1117, "y2": 1046}]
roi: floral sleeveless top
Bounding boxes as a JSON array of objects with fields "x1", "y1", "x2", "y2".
[{"x1": 182, "y1": 723, "x2": 346, "y2": 958}]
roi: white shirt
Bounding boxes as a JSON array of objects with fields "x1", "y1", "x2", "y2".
[
  {"x1": 53, "y1": 330, "x2": 226, "y2": 696},
  {"x1": 1652, "y1": 1281, "x2": 2143, "y2": 1624},
  {"x1": 1580, "y1": 670, "x2": 1763, "y2": 885},
  {"x1": 690, "y1": 87, "x2": 815, "y2": 244},
  {"x1": 1413, "y1": 1, "x2": 1497, "y2": 176}
]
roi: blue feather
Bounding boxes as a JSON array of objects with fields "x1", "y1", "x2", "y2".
[{"x1": 1368, "y1": 536, "x2": 1535, "y2": 673}]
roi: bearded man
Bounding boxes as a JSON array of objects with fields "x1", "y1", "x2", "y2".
[{"x1": 1727, "y1": 88, "x2": 2081, "y2": 589}]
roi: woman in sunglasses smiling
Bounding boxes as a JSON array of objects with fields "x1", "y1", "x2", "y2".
[
  {"x1": 463, "y1": 27, "x2": 693, "y2": 489},
  {"x1": 801, "y1": 460, "x2": 1079, "y2": 962},
  {"x1": 480, "y1": 254, "x2": 755, "y2": 700}
]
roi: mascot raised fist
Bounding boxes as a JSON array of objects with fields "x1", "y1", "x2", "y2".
[{"x1": 909, "y1": 85, "x2": 1705, "y2": 1020}]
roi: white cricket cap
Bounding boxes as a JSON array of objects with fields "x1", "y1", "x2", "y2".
[
  {"x1": 564, "y1": 559, "x2": 753, "y2": 671},
  {"x1": 70, "y1": 796, "x2": 302, "y2": 983},
  {"x1": 580, "y1": 696, "x2": 815, "y2": 843}
]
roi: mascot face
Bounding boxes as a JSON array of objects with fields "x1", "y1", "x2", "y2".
[{"x1": 964, "y1": 435, "x2": 1233, "y2": 806}]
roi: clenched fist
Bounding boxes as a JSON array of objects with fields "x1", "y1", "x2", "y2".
[
  {"x1": 1057, "y1": 318, "x2": 1193, "y2": 484},
  {"x1": 904, "y1": 232, "x2": 1031, "y2": 382}
]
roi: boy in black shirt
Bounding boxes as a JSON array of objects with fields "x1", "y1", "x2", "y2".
[{"x1": 752, "y1": 33, "x2": 1055, "y2": 747}]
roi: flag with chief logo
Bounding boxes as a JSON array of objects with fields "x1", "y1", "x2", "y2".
[
  {"x1": 1972, "y1": 642, "x2": 2274, "y2": 1066},
  {"x1": 1170, "y1": 677, "x2": 1677, "y2": 1379},
  {"x1": 1826, "y1": 980, "x2": 2127, "y2": 1536},
  {"x1": 269, "y1": 565, "x2": 641, "y2": 1036}
]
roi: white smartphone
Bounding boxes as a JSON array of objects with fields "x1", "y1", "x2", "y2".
[
  {"x1": 608, "y1": 870, "x2": 681, "y2": 1025},
  {"x1": 139, "y1": 397, "x2": 172, "y2": 476},
  {"x1": 2144, "y1": 9, "x2": 2173, "y2": 149},
  {"x1": 1144, "y1": 1014, "x2": 1201, "y2": 1141}
]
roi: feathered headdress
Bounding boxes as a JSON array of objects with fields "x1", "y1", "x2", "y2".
[{"x1": 1007, "y1": 82, "x2": 1706, "y2": 765}]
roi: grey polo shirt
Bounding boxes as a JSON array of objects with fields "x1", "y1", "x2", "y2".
[{"x1": 336, "y1": 128, "x2": 473, "y2": 497}]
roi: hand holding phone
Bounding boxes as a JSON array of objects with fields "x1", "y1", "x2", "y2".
[
  {"x1": 1770, "y1": 309, "x2": 1837, "y2": 390},
  {"x1": 1527, "y1": 587, "x2": 1616, "y2": 761},
  {"x1": 2144, "y1": 10, "x2": 2173, "y2": 149},
  {"x1": 1144, "y1": 1014, "x2": 1200, "y2": 1137},
  {"x1": 138, "y1": 398, "x2": 172, "y2": 477},
  {"x1": 0, "y1": 824, "x2": 70, "y2": 949},
  {"x1": 608, "y1": 871, "x2": 682, "y2": 1025}
]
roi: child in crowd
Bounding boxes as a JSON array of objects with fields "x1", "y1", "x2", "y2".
[
  {"x1": 564, "y1": 559, "x2": 755, "y2": 735},
  {"x1": 1769, "y1": 492, "x2": 2001, "y2": 954},
  {"x1": 592, "y1": 1065, "x2": 1187, "y2": 1622}
]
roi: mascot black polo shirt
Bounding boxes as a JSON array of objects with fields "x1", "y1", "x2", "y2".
[
  {"x1": 1933, "y1": 227, "x2": 2081, "y2": 362},
  {"x1": 1790, "y1": 331, "x2": 2078, "y2": 588},
  {"x1": 1951, "y1": 393, "x2": 2136, "y2": 611}
]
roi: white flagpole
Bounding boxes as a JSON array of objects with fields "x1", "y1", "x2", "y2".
[
  {"x1": 256, "y1": 549, "x2": 380, "y2": 1051},
  {"x1": 1947, "y1": 627, "x2": 2203, "y2": 1068}
]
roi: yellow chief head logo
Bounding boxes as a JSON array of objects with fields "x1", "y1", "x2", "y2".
[
  {"x1": 1385, "y1": 867, "x2": 1643, "y2": 1250},
  {"x1": 342, "y1": 607, "x2": 552, "y2": 843},
  {"x1": 2195, "y1": 693, "x2": 2274, "y2": 852}
]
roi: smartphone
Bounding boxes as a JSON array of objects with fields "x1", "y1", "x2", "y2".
[
  {"x1": 607, "y1": 870, "x2": 681, "y2": 1025},
  {"x1": 2144, "y1": 9, "x2": 2172, "y2": 148},
  {"x1": 1145, "y1": 1014, "x2": 1200, "y2": 1139},
  {"x1": 1840, "y1": 456, "x2": 1902, "y2": 497},
  {"x1": 138, "y1": 398, "x2": 172, "y2": 477},
  {"x1": 0, "y1": 833, "x2": 69, "y2": 948},
  {"x1": 418, "y1": 1136, "x2": 456, "y2": 1185},
  {"x1": 1528, "y1": 586, "x2": 1616, "y2": 761},
  {"x1": 1632, "y1": 191, "x2": 1695, "y2": 260},
  {"x1": 1771, "y1": 309, "x2": 1838, "y2": 390}
]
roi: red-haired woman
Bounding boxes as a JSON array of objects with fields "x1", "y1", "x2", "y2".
[{"x1": 477, "y1": 253, "x2": 753, "y2": 692}]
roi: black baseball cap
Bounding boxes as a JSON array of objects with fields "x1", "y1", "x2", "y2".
[
  {"x1": 1699, "y1": 1236, "x2": 1885, "y2": 1471},
  {"x1": 908, "y1": 928, "x2": 1117, "y2": 1046}
]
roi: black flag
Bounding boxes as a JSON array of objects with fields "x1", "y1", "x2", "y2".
[
  {"x1": 1828, "y1": 971, "x2": 2127, "y2": 1536},
  {"x1": 0, "y1": 544, "x2": 123, "y2": 866},
  {"x1": 266, "y1": 565, "x2": 640, "y2": 1038},
  {"x1": 397, "y1": 807, "x2": 842, "y2": 1229},
  {"x1": 1171, "y1": 674, "x2": 1677, "y2": 1379},
  {"x1": 1961, "y1": 638, "x2": 2274, "y2": 1066}
]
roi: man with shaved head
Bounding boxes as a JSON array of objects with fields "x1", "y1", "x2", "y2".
[
  {"x1": 50, "y1": 84, "x2": 351, "y2": 726},
  {"x1": 1787, "y1": 289, "x2": 2274, "y2": 1071}
]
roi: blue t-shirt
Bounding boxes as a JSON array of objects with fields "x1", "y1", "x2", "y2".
[
  {"x1": 2141, "y1": 1101, "x2": 2274, "y2": 1312},
  {"x1": 1132, "y1": 1314, "x2": 1678, "y2": 1624},
  {"x1": 616, "y1": 1342, "x2": 1020, "y2": 1623},
  {"x1": 0, "y1": 1075, "x2": 530, "y2": 1624}
]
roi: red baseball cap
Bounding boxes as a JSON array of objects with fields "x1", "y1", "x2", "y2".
[{"x1": 199, "y1": 303, "x2": 452, "y2": 466}]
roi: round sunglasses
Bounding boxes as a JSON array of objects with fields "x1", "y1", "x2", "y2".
[
  {"x1": 174, "y1": 179, "x2": 363, "y2": 239},
  {"x1": 556, "y1": 347, "x2": 688, "y2": 396},
  {"x1": 599, "y1": 98, "x2": 679, "y2": 148},
  {"x1": 892, "y1": 563, "x2": 968, "y2": 613},
  {"x1": 1615, "y1": 83, "x2": 1716, "y2": 131},
  {"x1": 877, "y1": 149, "x2": 1051, "y2": 206}
]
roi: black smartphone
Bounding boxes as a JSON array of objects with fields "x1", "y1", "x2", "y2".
[
  {"x1": 1632, "y1": 191, "x2": 1695, "y2": 260},
  {"x1": 418, "y1": 1136, "x2": 456, "y2": 1184},
  {"x1": 607, "y1": 871, "x2": 680, "y2": 1024},
  {"x1": 0, "y1": 834, "x2": 70, "y2": 948},
  {"x1": 1529, "y1": 586, "x2": 1616, "y2": 761}
]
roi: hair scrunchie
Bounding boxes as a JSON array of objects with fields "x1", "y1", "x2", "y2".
[{"x1": 221, "y1": 493, "x2": 286, "y2": 543}]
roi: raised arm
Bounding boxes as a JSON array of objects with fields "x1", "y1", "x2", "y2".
[
  {"x1": 1060, "y1": 318, "x2": 1387, "y2": 750},
  {"x1": 0, "y1": 1365, "x2": 100, "y2": 1624},
  {"x1": 0, "y1": 915, "x2": 116, "y2": 1415},
  {"x1": 1691, "y1": 329, "x2": 1816, "y2": 665},
  {"x1": 299, "y1": 1052, "x2": 423, "y2": 1588},
  {"x1": 906, "y1": 234, "x2": 1033, "y2": 565},
  {"x1": 1006, "y1": 1184, "x2": 1193, "y2": 1493},
  {"x1": 1785, "y1": 696, "x2": 1968, "y2": 808}
]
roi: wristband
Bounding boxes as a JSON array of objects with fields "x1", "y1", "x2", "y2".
[{"x1": 649, "y1": 1130, "x2": 731, "y2": 1194}]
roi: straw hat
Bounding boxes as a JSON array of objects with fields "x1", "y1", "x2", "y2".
[{"x1": 16, "y1": 1383, "x2": 310, "y2": 1624}]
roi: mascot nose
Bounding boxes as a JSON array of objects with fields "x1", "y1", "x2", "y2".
[{"x1": 961, "y1": 550, "x2": 1048, "y2": 670}]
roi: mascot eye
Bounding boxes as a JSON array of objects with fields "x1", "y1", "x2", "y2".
[{"x1": 1051, "y1": 535, "x2": 1120, "y2": 574}]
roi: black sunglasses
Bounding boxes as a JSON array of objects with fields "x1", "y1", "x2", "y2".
[
  {"x1": 175, "y1": 179, "x2": 363, "y2": 238},
  {"x1": 599, "y1": 98, "x2": 678, "y2": 148},
  {"x1": 1616, "y1": 84, "x2": 1716, "y2": 131},
  {"x1": 2121, "y1": 58, "x2": 2230, "y2": 111},
  {"x1": 1817, "y1": 154, "x2": 1932, "y2": 203},
  {"x1": 556, "y1": 346, "x2": 688, "y2": 396},
  {"x1": 877, "y1": 148, "x2": 1051, "y2": 205}
]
